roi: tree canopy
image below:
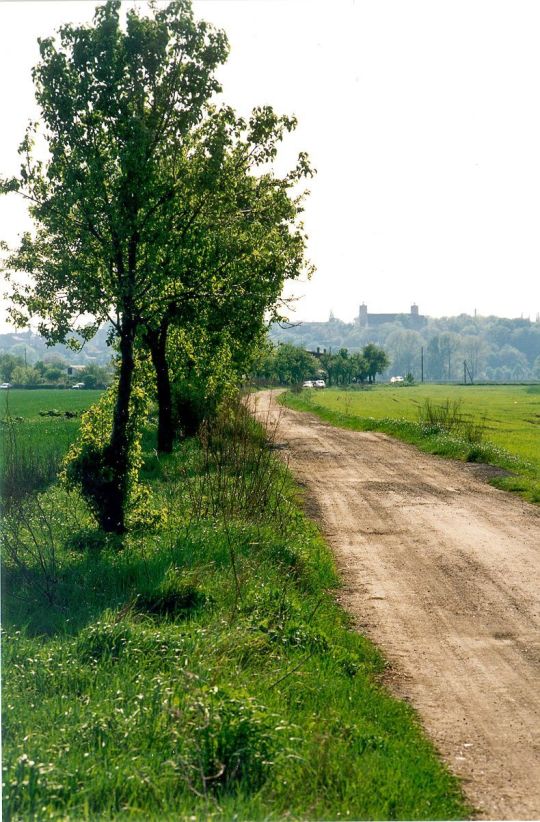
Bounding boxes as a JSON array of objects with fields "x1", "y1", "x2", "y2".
[
  {"x1": 252, "y1": 342, "x2": 390, "y2": 387},
  {"x1": 1, "y1": 0, "x2": 313, "y2": 530}
]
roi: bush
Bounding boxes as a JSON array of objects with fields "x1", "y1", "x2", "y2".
[
  {"x1": 418, "y1": 398, "x2": 464, "y2": 432},
  {"x1": 62, "y1": 382, "x2": 159, "y2": 530},
  {"x1": 418, "y1": 398, "x2": 485, "y2": 444},
  {"x1": 64, "y1": 527, "x2": 114, "y2": 553},
  {"x1": 186, "y1": 396, "x2": 290, "y2": 526},
  {"x1": 2, "y1": 487, "x2": 87, "y2": 606}
]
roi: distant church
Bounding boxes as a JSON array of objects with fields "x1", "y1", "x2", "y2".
[{"x1": 357, "y1": 303, "x2": 427, "y2": 329}]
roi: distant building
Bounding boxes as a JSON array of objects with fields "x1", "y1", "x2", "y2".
[{"x1": 357, "y1": 303, "x2": 427, "y2": 329}]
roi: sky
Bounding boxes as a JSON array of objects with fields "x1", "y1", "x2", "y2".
[{"x1": 1, "y1": 0, "x2": 540, "y2": 332}]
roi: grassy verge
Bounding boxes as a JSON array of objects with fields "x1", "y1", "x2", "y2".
[
  {"x1": 281, "y1": 386, "x2": 539, "y2": 504},
  {"x1": 2, "y1": 399, "x2": 468, "y2": 820}
]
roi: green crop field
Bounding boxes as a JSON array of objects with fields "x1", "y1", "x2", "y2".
[
  {"x1": 1, "y1": 389, "x2": 102, "y2": 500},
  {"x1": 2, "y1": 388, "x2": 102, "y2": 420},
  {"x1": 283, "y1": 384, "x2": 540, "y2": 503},
  {"x1": 1, "y1": 388, "x2": 102, "y2": 457}
]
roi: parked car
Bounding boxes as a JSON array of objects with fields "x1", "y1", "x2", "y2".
[
  {"x1": 314, "y1": 379, "x2": 326, "y2": 388},
  {"x1": 302, "y1": 380, "x2": 314, "y2": 388},
  {"x1": 0, "y1": 382, "x2": 12, "y2": 389},
  {"x1": 390, "y1": 376, "x2": 404, "y2": 383},
  {"x1": 71, "y1": 382, "x2": 85, "y2": 389}
]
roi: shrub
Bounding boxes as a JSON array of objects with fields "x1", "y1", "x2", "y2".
[
  {"x1": 466, "y1": 446, "x2": 484, "y2": 463},
  {"x1": 186, "y1": 395, "x2": 290, "y2": 525},
  {"x1": 418, "y1": 398, "x2": 464, "y2": 432},
  {"x1": 62, "y1": 382, "x2": 159, "y2": 530},
  {"x1": 64, "y1": 527, "x2": 117, "y2": 553},
  {"x1": 2, "y1": 487, "x2": 86, "y2": 605},
  {"x1": 418, "y1": 398, "x2": 485, "y2": 444}
]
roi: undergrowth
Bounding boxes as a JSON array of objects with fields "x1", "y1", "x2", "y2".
[
  {"x1": 2, "y1": 396, "x2": 468, "y2": 820},
  {"x1": 1, "y1": 413, "x2": 67, "y2": 504}
]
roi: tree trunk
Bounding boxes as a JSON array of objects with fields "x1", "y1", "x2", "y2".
[
  {"x1": 101, "y1": 324, "x2": 136, "y2": 533},
  {"x1": 175, "y1": 392, "x2": 205, "y2": 438},
  {"x1": 148, "y1": 324, "x2": 174, "y2": 454}
]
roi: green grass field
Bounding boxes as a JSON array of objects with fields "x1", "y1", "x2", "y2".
[
  {"x1": 282, "y1": 384, "x2": 540, "y2": 503},
  {"x1": 2, "y1": 392, "x2": 469, "y2": 820},
  {"x1": 2, "y1": 388, "x2": 103, "y2": 417},
  {"x1": 1, "y1": 389, "x2": 102, "y2": 501}
]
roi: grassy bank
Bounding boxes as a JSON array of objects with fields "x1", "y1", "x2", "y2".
[
  {"x1": 281, "y1": 384, "x2": 540, "y2": 503},
  {"x1": 2, "y1": 397, "x2": 468, "y2": 820}
]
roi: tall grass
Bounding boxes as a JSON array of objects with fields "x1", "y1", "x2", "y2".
[
  {"x1": 417, "y1": 398, "x2": 486, "y2": 444},
  {"x1": 184, "y1": 398, "x2": 291, "y2": 526},
  {"x1": 2, "y1": 394, "x2": 469, "y2": 820},
  {"x1": 1, "y1": 414, "x2": 66, "y2": 505}
]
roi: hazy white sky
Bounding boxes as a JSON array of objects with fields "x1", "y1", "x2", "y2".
[{"x1": 1, "y1": 0, "x2": 539, "y2": 329}]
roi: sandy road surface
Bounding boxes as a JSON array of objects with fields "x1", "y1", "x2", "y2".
[{"x1": 254, "y1": 391, "x2": 540, "y2": 820}]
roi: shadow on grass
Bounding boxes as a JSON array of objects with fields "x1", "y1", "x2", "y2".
[{"x1": 2, "y1": 517, "x2": 324, "y2": 638}]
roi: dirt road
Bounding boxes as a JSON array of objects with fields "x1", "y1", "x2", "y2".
[{"x1": 254, "y1": 391, "x2": 540, "y2": 820}]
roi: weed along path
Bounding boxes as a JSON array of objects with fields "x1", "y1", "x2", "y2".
[{"x1": 254, "y1": 390, "x2": 540, "y2": 820}]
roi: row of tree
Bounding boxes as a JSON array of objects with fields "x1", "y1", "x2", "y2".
[
  {"x1": 1, "y1": 1, "x2": 312, "y2": 532},
  {"x1": 253, "y1": 342, "x2": 390, "y2": 386},
  {"x1": 271, "y1": 315, "x2": 540, "y2": 382},
  {"x1": 0, "y1": 352, "x2": 110, "y2": 388}
]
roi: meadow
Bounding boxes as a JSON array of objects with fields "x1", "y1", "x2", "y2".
[
  {"x1": 2, "y1": 388, "x2": 103, "y2": 418},
  {"x1": 1, "y1": 391, "x2": 468, "y2": 820},
  {"x1": 283, "y1": 384, "x2": 540, "y2": 503},
  {"x1": 1, "y1": 389, "x2": 102, "y2": 501}
]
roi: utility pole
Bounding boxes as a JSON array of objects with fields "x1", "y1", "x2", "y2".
[
  {"x1": 421, "y1": 347, "x2": 424, "y2": 383},
  {"x1": 463, "y1": 360, "x2": 467, "y2": 385}
]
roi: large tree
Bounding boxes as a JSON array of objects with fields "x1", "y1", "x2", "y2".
[
  {"x1": 139, "y1": 105, "x2": 313, "y2": 449},
  {"x1": 2, "y1": 1, "x2": 228, "y2": 531}
]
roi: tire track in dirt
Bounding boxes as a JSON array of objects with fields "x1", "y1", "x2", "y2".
[{"x1": 254, "y1": 391, "x2": 540, "y2": 820}]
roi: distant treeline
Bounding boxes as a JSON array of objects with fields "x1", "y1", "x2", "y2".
[
  {"x1": 0, "y1": 325, "x2": 113, "y2": 367},
  {"x1": 252, "y1": 342, "x2": 389, "y2": 385},
  {"x1": 3, "y1": 312, "x2": 540, "y2": 385},
  {"x1": 270, "y1": 314, "x2": 540, "y2": 382},
  {"x1": 0, "y1": 352, "x2": 111, "y2": 388}
]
